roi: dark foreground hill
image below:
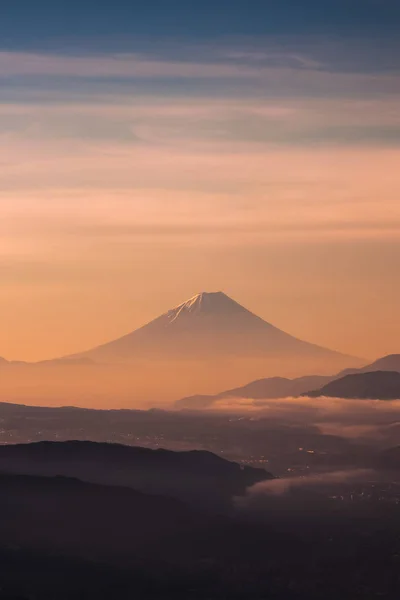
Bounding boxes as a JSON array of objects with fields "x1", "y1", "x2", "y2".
[
  {"x1": 1, "y1": 472, "x2": 400, "y2": 599},
  {"x1": 305, "y1": 371, "x2": 400, "y2": 400},
  {"x1": 0, "y1": 472, "x2": 206, "y2": 564},
  {"x1": 0, "y1": 440, "x2": 272, "y2": 511}
]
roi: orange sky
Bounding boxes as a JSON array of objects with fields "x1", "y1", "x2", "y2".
[{"x1": 1, "y1": 51, "x2": 400, "y2": 362}]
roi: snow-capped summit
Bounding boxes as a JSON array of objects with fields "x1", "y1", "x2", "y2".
[{"x1": 166, "y1": 291, "x2": 268, "y2": 323}]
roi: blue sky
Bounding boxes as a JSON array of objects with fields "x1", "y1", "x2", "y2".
[{"x1": 2, "y1": 1, "x2": 400, "y2": 45}]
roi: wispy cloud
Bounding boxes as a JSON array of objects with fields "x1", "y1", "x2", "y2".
[
  {"x1": 1, "y1": 38, "x2": 400, "y2": 361},
  {"x1": 240, "y1": 469, "x2": 375, "y2": 497},
  {"x1": 1, "y1": 49, "x2": 400, "y2": 97},
  {"x1": 235, "y1": 469, "x2": 378, "y2": 510},
  {"x1": 0, "y1": 51, "x2": 265, "y2": 79}
]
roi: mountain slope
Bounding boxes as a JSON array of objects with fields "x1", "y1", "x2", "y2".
[{"x1": 305, "y1": 371, "x2": 400, "y2": 400}]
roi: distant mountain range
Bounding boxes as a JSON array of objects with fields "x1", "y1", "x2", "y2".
[
  {"x1": 0, "y1": 441, "x2": 272, "y2": 511},
  {"x1": 0, "y1": 357, "x2": 95, "y2": 367},
  {"x1": 176, "y1": 354, "x2": 400, "y2": 408},
  {"x1": 176, "y1": 375, "x2": 332, "y2": 409}
]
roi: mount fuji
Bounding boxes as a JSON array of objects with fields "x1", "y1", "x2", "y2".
[
  {"x1": 0, "y1": 292, "x2": 362, "y2": 407},
  {"x1": 70, "y1": 291, "x2": 357, "y2": 368}
]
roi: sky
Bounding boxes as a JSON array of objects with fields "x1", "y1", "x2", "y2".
[{"x1": 1, "y1": 0, "x2": 400, "y2": 362}]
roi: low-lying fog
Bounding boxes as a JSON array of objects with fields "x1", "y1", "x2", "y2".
[{"x1": 201, "y1": 395, "x2": 400, "y2": 442}]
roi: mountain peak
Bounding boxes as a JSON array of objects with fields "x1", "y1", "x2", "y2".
[{"x1": 167, "y1": 291, "x2": 253, "y2": 322}]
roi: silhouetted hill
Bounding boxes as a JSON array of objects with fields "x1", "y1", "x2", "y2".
[
  {"x1": 305, "y1": 371, "x2": 400, "y2": 400},
  {"x1": 338, "y1": 354, "x2": 400, "y2": 378},
  {"x1": 0, "y1": 441, "x2": 272, "y2": 511},
  {"x1": 361, "y1": 354, "x2": 400, "y2": 373}
]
